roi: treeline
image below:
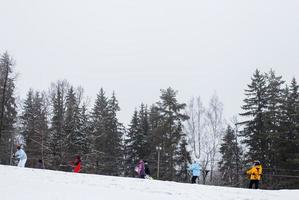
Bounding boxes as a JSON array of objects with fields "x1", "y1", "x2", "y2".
[
  {"x1": 0, "y1": 52, "x2": 191, "y2": 183},
  {"x1": 218, "y1": 70, "x2": 299, "y2": 189},
  {"x1": 1, "y1": 52, "x2": 299, "y2": 188}
]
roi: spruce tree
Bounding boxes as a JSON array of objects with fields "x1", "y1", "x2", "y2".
[
  {"x1": 240, "y1": 69, "x2": 268, "y2": 163},
  {"x1": 264, "y1": 70, "x2": 285, "y2": 171},
  {"x1": 106, "y1": 92, "x2": 123, "y2": 175},
  {"x1": 91, "y1": 88, "x2": 109, "y2": 174},
  {"x1": 64, "y1": 87, "x2": 81, "y2": 161},
  {"x1": 278, "y1": 78, "x2": 299, "y2": 188},
  {"x1": 0, "y1": 52, "x2": 17, "y2": 165},
  {"x1": 91, "y1": 89, "x2": 123, "y2": 175},
  {"x1": 218, "y1": 125, "x2": 242, "y2": 186},
  {"x1": 21, "y1": 90, "x2": 49, "y2": 167},
  {"x1": 48, "y1": 82, "x2": 68, "y2": 170},
  {"x1": 175, "y1": 136, "x2": 191, "y2": 183},
  {"x1": 154, "y1": 87, "x2": 189, "y2": 180},
  {"x1": 124, "y1": 109, "x2": 139, "y2": 176}
]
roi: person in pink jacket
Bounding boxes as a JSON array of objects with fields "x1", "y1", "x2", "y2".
[{"x1": 135, "y1": 160, "x2": 145, "y2": 178}]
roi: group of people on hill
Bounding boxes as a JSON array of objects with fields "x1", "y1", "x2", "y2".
[
  {"x1": 188, "y1": 159, "x2": 263, "y2": 189},
  {"x1": 13, "y1": 145, "x2": 263, "y2": 189},
  {"x1": 13, "y1": 145, "x2": 82, "y2": 173}
]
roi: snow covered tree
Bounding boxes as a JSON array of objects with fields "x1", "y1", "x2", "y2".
[
  {"x1": 64, "y1": 87, "x2": 82, "y2": 162},
  {"x1": 124, "y1": 104, "x2": 151, "y2": 177},
  {"x1": 91, "y1": 89, "x2": 123, "y2": 175},
  {"x1": 47, "y1": 81, "x2": 69, "y2": 170},
  {"x1": 20, "y1": 90, "x2": 49, "y2": 167},
  {"x1": 0, "y1": 52, "x2": 17, "y2": 165}
]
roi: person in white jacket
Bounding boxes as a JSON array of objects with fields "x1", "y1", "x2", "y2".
[{"x1": 14, "y1": 145, "x2": 27, "y2": 167}]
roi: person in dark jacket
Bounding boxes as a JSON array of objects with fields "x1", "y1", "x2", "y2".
[
  {"x1": 35, "y1": 159, "x2": 44, "y2": 169},
  {"x1": 144, "y1": 161, "x2": 151, "y2": 176}
]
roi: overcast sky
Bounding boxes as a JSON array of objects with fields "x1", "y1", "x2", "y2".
[{"x1": 1, "y1": 0, "x2": 299, "y2": 125}]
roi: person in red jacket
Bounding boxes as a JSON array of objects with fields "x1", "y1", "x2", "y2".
[{"x1": 71, "y1": 155, "x2": 81, "y2": 173}]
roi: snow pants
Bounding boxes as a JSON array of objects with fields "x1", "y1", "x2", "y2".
[
  {"x1": 191, "y1": 176, "x2": 198, "y2": 184},
  {"x1": 249, "y1": 180, "x2": 259, "y2": 189},
  {"x1": 18, "y1": 159, "x2": 27, "y2": 167}
]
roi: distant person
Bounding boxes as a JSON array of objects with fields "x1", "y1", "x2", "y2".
[
  {"x1": 13, "y1": 145, "x2": 27, "y2": 167},
  {"x1": 246, "y1": 160, "x2": 263, "y2": 189},
  {"x1": 144, "y1": 160, "x2": 151, "y2": 176},
  {"x1": 135, "y1": 160, "x2": 145, "y2": 179},
  {"x1": 35, "y1": 159, "x2": 44, "y2": 169},
  {"x1": 189, "y1": 160, "x2": 201, "y2": 184},
  {"x1": 70, "y1": 155, "x2": 82, "y2": 173},
  {"x1": 144, "y1": 160, "x2": 153, "y2": 179}
]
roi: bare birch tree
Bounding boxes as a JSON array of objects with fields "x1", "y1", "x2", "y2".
[
  {"x1": 205, "y1": 93, "x2": 224, "y2": 183},
  {"x1": 185, "y1": 96, "x2": 205, "y2": 160}
]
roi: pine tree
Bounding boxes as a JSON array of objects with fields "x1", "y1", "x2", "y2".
[
  {"x1": 154, "y1": 87, "x2": 189, "y2": 180},
  {"x1": 0, "y1": 52, "x2": 17, "y2": 165},
  {"x1": 90, "y1": 88, "x2": 109, "y2": 173},
  {"x1": 277, "y1": 78, "x2": 299, "y2": 188},
  {"x1": 124, "y1": 104, "x2": 151, "y2": 177},
  {"x1": 218, "y1": 125, "x2": 242, "y2": 186},
  {"x1": 48, "y1": 81, "x2": 68, "y2": 170},
  {"x1": 175, "y1": 136, "x2": 191, "y2": 183},
  {"x1": 264, "y1": 70, "x2": 285, "y2": 171},
  {"x1": 91, "y1": 89, "x2": 123, "y2": 175},
  {"x1": 124, "y1": 109, "x2": 139, "y2": 176},
  {"x1": 240, "y1": 69, "x2": 268, "y2": 163},
  {"x1": 21, "y1": 90, "x2": 49, "y2": 167},
  {"x1": 64, "y1": 87, "x2": 81, "y2": 161},
  {"x1": 105, "y1": 92, "x2": 123, "y2": 175}
]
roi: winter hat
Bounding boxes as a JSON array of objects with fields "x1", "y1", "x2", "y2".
[{"x1": 254, "y1": 160, "x2": 260, "y2": 165}]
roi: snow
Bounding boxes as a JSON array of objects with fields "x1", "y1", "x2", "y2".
[{"x1": 0, "y1": 165, "x2": 298, "y2": 200}]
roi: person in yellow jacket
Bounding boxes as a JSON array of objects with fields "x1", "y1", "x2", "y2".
[{"x1": 246, "y1": 160, "x2": 262, "y2": 189}]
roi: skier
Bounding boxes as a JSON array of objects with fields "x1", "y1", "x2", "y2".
[
  {"x1": 70, "y1": 155, "x2": 82, "y2": 173},
  {"x1": 135, "y1": 160, "x2": 145, "y2": 179},
  {"x1": 246, "y1": 160, "x2": 263, "y2": 189},
  {"x1": 189, "y1": 160, "x2": 201, "y2": 184},
  {"x1": 13, "y1": 145, "x2": 27, "y2": 167}
]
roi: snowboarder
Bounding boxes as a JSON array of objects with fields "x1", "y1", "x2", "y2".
[
  {"x1": 189, "y1": 160, "x2": 201, "y2": 184},
  {"x1": 246, "y1": 160, "x2": 263, "y2": 189},
  {"x1": 70, "y1": 155, "x2": 81, "y2": 173},
  {"x1": 13, "y1": 145, "x2": 27, "y2": 167},
  {"x1": 135, "y1": 160, "x2": 145, "y2": 178}
]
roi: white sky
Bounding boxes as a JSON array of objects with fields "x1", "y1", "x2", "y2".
[{"x1": 1, "y1": 0, "x2": 299, "y2": 125}]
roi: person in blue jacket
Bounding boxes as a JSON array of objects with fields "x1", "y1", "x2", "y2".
[
  {"x1": 13, "y1": 145, "x2": 27, "y2": 167},
  {"x1": 189, "y1": 160, "x2": 201, "y2": 184}
]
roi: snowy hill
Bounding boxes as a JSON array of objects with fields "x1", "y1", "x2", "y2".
[{"x1": 0, "y1": 165, "x2": 298, "y2": 200}]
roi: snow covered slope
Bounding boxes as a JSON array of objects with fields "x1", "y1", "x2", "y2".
[{"x1": 0, "y1": 165, "x2": 298, "y2": 200}]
